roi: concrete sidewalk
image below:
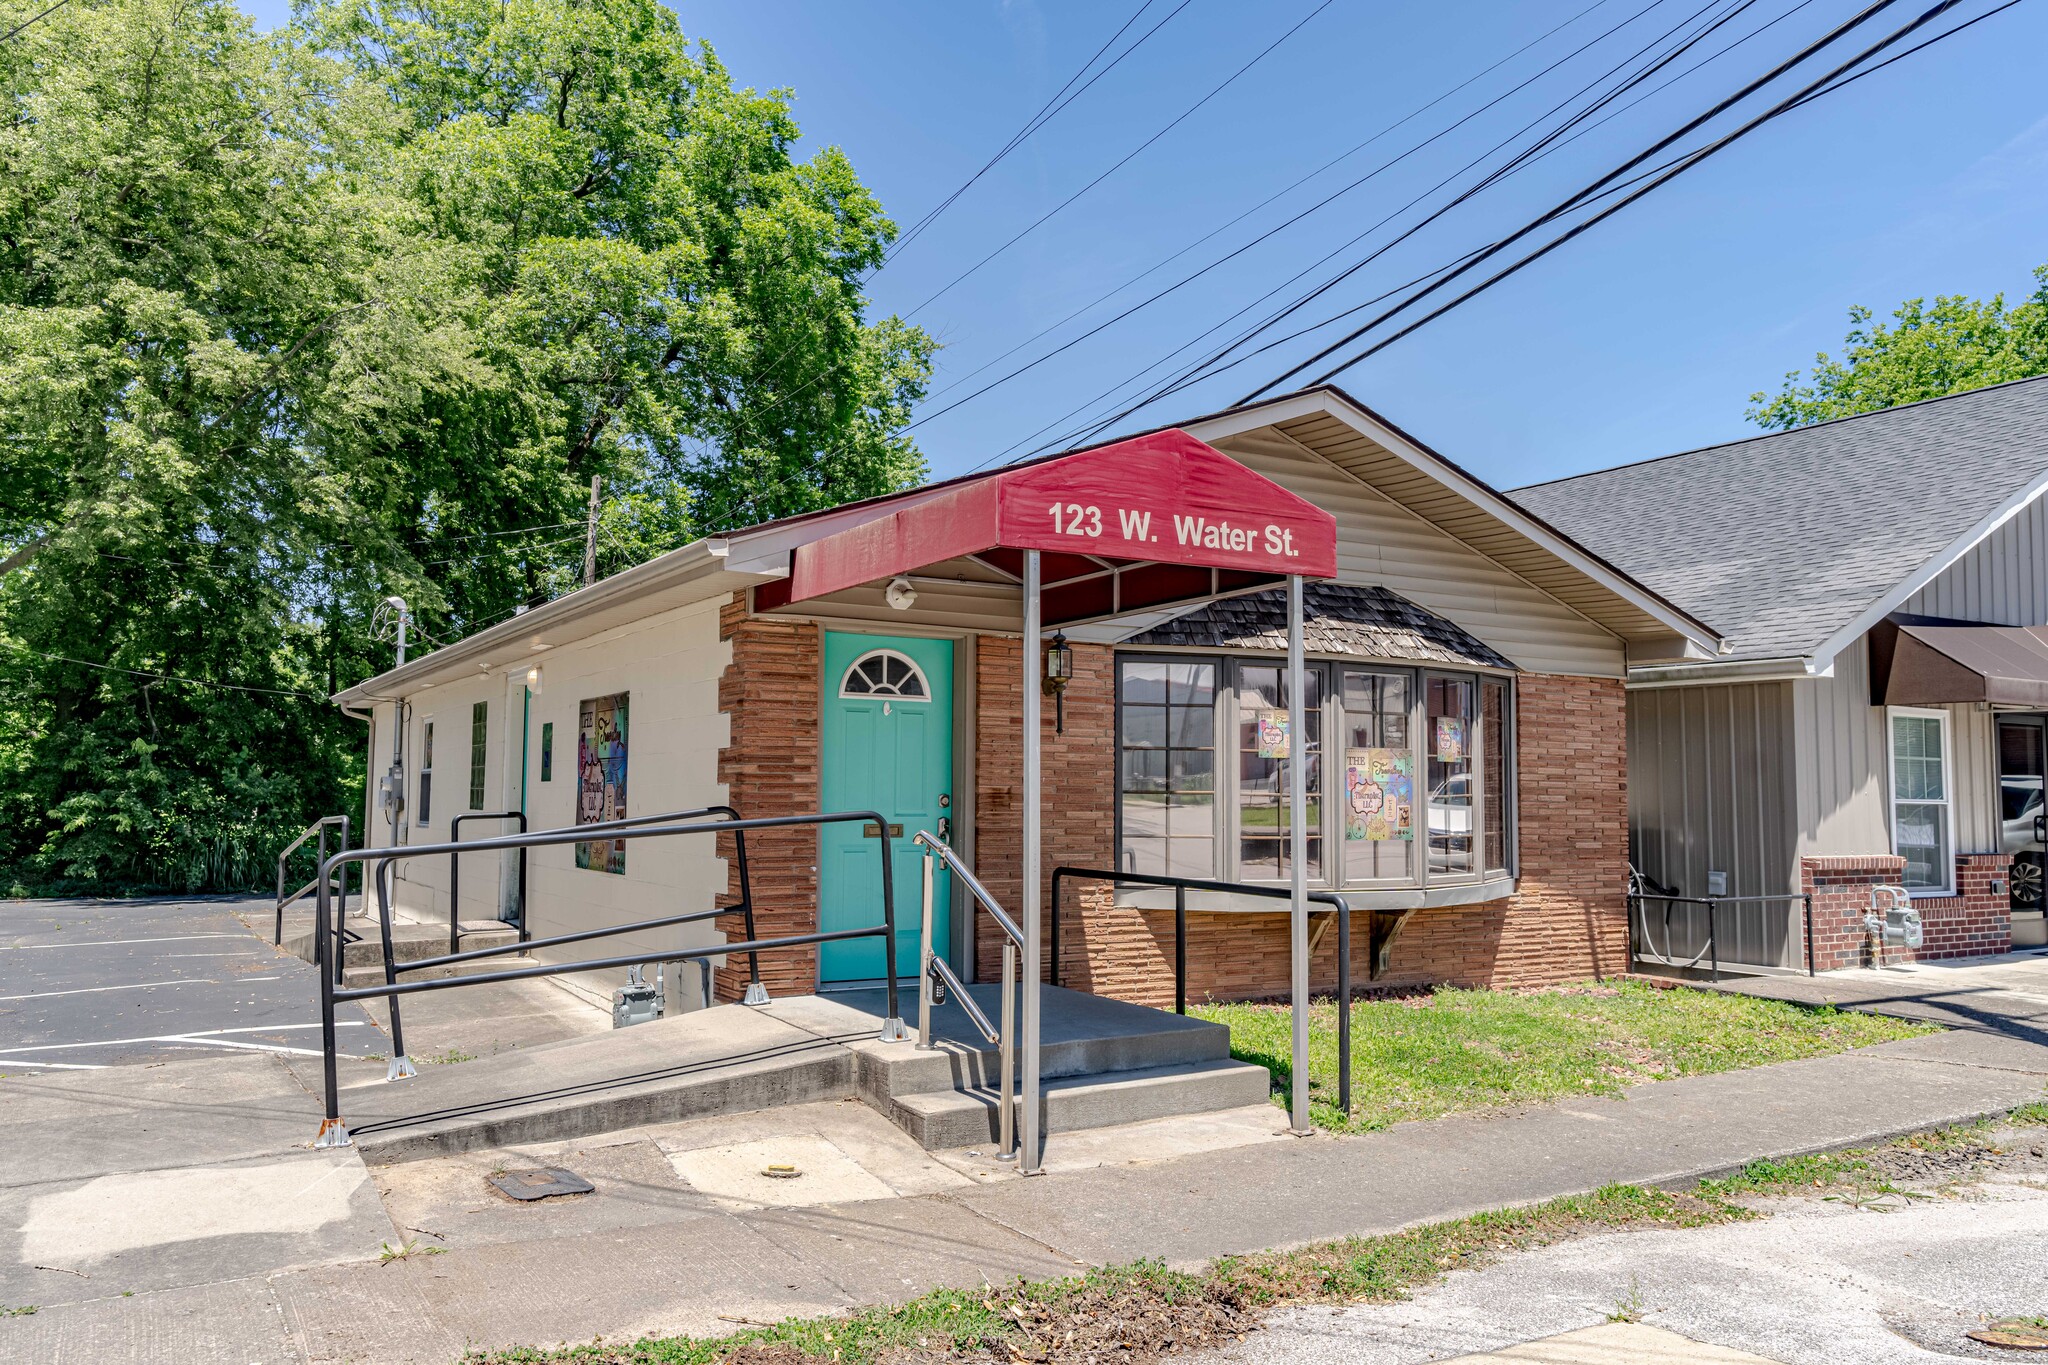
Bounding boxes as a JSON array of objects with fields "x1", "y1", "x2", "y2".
[{"x1": 5, "y1": 948, "x2": 2048, "y2": 1363}]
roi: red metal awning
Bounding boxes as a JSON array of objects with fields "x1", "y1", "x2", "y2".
[{"x1": 764, "y1": 429, "x2": 1339, "y2": 627}]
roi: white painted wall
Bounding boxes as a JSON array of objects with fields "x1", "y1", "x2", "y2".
[
  {"x1": 1213, "y1": 430, "x2": 1630, "y2": 678},
  {"x1": 361, "y1": 595, "x2": 733, "y2": 996}
]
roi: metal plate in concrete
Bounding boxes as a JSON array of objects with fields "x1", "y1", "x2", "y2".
[{"x1": 487, "y1": 1167, "x2": 593, "y2": 1201}]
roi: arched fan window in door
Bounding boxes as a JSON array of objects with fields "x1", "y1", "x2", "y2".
[{"x1": 839, "y1": 649, "x2": 930, "y2": 700}]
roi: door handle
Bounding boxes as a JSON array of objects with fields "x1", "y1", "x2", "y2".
[
  {"x1": 936, "y1": 815, "x2": 952, "y2": 841},
  {"x1": 862, "y1": 822, "x2": 904, "y2": 839}
]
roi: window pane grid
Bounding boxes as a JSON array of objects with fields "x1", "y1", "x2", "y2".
[
  {"x1": 1890, "y1": 711, "x2": 1952, "y2": 892},
  {"x1": 469, "y1": 701, "x2": 488, "y2": 811},
  {"x1": 1119, "y1": 661, "x2": 1217, "y2": 878}
]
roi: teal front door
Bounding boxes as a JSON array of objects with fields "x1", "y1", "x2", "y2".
[{"x1": 819, "y1": 632, "x2": 953, "y2": 984}]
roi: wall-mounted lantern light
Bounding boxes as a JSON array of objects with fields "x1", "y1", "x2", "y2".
[
  {"x1": 524, "y1": 664, "x2": 544, "y2": 695},
  {"x1": 1042, "y1": 631, "x2": 1074, "y2": 735}
]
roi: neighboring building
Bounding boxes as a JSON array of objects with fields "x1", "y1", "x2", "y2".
[
  {"x1": 333, "y1": 387, "x2": 1719, "y2": 1009},
  {"x1": 1513, "y1": 376, "x2": 2048, "y2": 970}
]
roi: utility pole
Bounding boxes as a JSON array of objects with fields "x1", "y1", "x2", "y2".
[{"x1": 582, "y1": 474, "x2": 602, "y2": 589}]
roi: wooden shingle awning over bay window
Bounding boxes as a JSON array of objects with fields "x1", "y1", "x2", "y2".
[
  {"x1": 1125, "y1": 583, "x2": 1517, "y2": 670},
  {"x1": 753, "y1": 429, "x2": 1339, "y2": 626}
]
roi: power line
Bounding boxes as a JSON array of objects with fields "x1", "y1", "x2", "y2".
[
  {"x1": 1242, "y1": 0, "x2": 1925, "y2": 399},
  {"x1": 0, "y1": 638, "x2": 326, "y2": 699},
  {"x1": 917, "y1": 0, "x2": 1620, "y2": 412},
  {"x1": 912, "y1": 0, "x2": 1680, "y2": 433},
  {"x1": 885, "y1": 0, "x2": 1179, "y2": 262},
  {"x1": 697, "y1": 0, "x2": 1652, "y2": 527},
  {"x1": 989, "y1": 0, "x2": 1760, "y2": 458},
  {"x1": 1296, "y1": 0, "x2": 2015, "y2": 387},
  {"x1": 728, "y1": 1, "x2": 1195, "y2": 441},
  {"x1": 0, "y1": 0, "x2": 70, "y2": 44},
  {"x1": 904, "y1": 0, "x2": 1339, "y2": 319}
]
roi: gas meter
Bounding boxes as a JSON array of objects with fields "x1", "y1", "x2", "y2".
[{"x1": 1866, "y1": 885, "x2": 1923, "y2": 963}]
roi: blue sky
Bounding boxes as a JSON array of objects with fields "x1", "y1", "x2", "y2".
[{"x1": 252, "y1": 0, "x2": 2048, "y2": 491}]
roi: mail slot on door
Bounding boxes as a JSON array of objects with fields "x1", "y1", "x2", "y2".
[{"x1": 863, "y1": 822, "x2": 904, "y2": 838}]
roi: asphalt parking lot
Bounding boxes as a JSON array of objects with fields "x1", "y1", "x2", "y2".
[{"x1": 0, "y1": 895, "x2": 380, "y2": 1069}]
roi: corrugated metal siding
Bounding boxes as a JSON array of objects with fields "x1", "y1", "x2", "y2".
[
  {"x1": 1628, "y1": 681, "x2": 1799, "y2": 966},
  {"x1": 1905, "y1": 490, "x2": 2048, "y2": 625},
  {"x1": 1214, "y1": 431, "x2": 1629, "y2": 678},
  {"x1": 1793, "y1": 636, "x2": 1999, "y2": 862}
]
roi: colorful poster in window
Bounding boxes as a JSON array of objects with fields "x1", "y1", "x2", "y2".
[
  {"x1": 1257, "y1": 713, "x2": 1290, "y2": 759},
  {"x1": 1433, "y1": 715, "x2": 1467, "y2": 762},
  {"x1": 1347, "y1": 748, "x2": 1413, "y2": 842},
  {"x1": 575, "y1": 693, "x2": 629, "y2": 874}
]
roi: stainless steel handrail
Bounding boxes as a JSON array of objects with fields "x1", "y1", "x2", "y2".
[{"x1": 912, "y1": 829, "x2": 1019, "y2": 1163}]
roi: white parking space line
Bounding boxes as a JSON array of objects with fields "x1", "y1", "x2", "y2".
[
  {"x1": 0, "y1": 1021, "x2": 373, "y2": 1057},
  {"x1": 0, "y1": 1059, "x2": 109, "y2": 1070},
  {"x1": 0, "y1": 935, "x2": 251, "y2": 950},
  {"x1": 0, "y1": 978, "x2": 219, "y2": 1002}
]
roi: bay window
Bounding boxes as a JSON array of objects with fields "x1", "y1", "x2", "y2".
[{"x1": 1117, "y1": 653, "x2": 1515, "y2": 891}]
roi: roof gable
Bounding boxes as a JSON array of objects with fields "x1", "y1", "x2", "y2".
[{"x1": 1509, "y1": 377, "x2": 2048, "y2": 664}]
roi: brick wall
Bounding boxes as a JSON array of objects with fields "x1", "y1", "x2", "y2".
[
  {"x1": 972, "y1": 649, "x2": 1631, "y2": 1005},
  {"x1": 1800, "y1": 850, "x2": 2012, "y2": 970},
  {"x1": 714, "y1": 593, "x2": 822, "y2": 999},
  {"x1": 973, "y1": 637, "x2": 1121, "y2": 985}
]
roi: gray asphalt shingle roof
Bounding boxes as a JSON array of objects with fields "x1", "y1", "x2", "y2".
[
  {"x1": 1126, "y1": 583, "x2": 1516, "y2": 670},
  {"x1": 1507, "y1": 377, "x2": 2048, "y2": 662}
]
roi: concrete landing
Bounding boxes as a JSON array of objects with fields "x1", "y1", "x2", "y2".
[{"x1": 340, "y1": 984, "x2": 1271, "y2": 1162}]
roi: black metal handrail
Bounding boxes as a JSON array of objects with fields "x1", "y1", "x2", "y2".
[
  {"x1": 447, "y1": 810, "x2": 528, "y2": 953},
  {"x1": 309, "y1": 808, "x2": 902, "y2": 1149},
  {"x1": 275, "y1": 815, "x2": 350, "y2": 949},
  {"x1": 1627, "y1": 890, "x2": 1817, "y2": 980},
  {"x1": 1049, "y1": 866, "x2": 1388, "y2": 1115}
]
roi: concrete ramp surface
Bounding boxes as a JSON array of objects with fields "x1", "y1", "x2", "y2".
[{"x1": 344, "y1": 985, "x2": 1271, "y2": 1161}]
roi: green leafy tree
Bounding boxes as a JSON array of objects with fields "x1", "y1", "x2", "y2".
[
  {"x1": 1749, "y1": 266, "x2": 2048, "y2": 430},
  {"x1": 0, "y1": 0, "x2": 933, "y2": 893}
]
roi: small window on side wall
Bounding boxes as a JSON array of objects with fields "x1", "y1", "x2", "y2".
[
  {"x1": 469, "y1": 701, "x2": 488, "y2": 810},
  {"x1": 1889, "y1": 708, "x2": 1952, "y2": 893},
  {"x1": 540, "y1": 722, "x2": 554, "y2": 782},
  {"x1": 418, "y1": 720, "x2": 435, "y2": 826}
]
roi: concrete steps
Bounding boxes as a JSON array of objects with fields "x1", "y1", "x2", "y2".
[
  {"x1": 283, "y1": 920, "x2": 519, "y2": 970},
  {"x1": 886, "y1": 1058, "x2": 1274, "y2": 1149}
]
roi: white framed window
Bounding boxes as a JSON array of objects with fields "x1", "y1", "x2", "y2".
[
  {"x1": 839, "y1": 649, "x2": 930, "y2": 700},
  {"x1": 1888, "y1": 707, "x2": 1953, "y2": 895}
]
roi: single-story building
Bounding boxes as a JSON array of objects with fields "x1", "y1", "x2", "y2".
[
  {"x1": 1513, "y1": 375, "x2": 2048, "y2": 970},
  {"x1": 333, "y1": 386, "x2": 1724, "y2": 1010}
]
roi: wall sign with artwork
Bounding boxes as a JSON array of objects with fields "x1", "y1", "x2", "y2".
[
  {"x1": 575, "y1": 692, "x2": 629, "y2": 874},
  {"x1": 1433, "y1": 715, "x2": 1467, "y2": 762},
  {"x1": 1346, "y1": 748, "x2": 1413, "y2": 842},
  {"x1": 1256, "y1": 713, "x2": 1290, "y2": 759}
]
